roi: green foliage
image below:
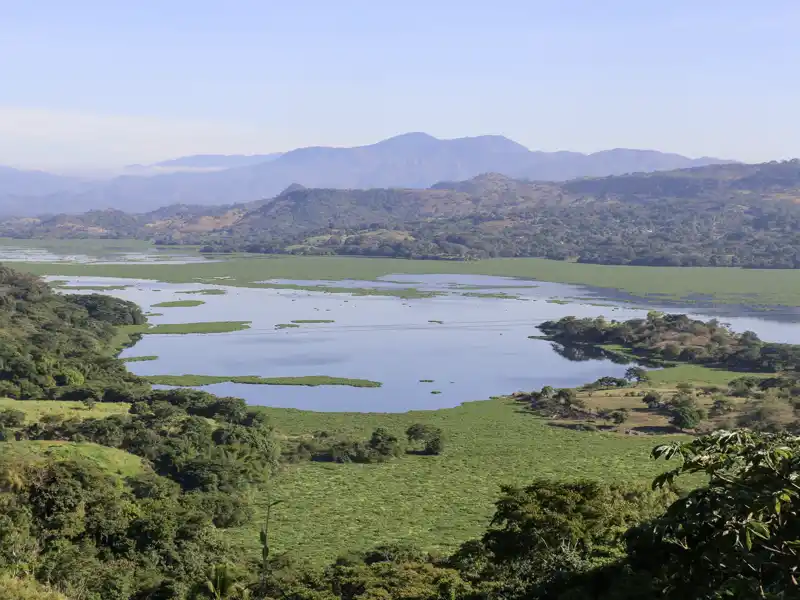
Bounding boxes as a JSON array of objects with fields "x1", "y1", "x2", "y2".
[
  {"x1": 642, "y1": 391, "x2": 663, "y2": 410},
  {"x1": 67, "y1": 293, "x2": 145, "y2": 326},
  {"x1": 405, "y1": 423, "x2": 446, "y2": 455},
  {"x1": 624, "y1": 366, "x2": 650, "y2": 383},
  {"x1": 647, "y1": 430, "x2": 800, "y2": 598},
  {"x1": 611, "y1": 408, "x2": 630, "y2": 425},
  {"x1": 667, "y1": 393, "x2": 707, "y2": 430},
  {"x1": 542, "y1": 313, "x2": 800, "y2": 375},
  {"x1": 0, "y1": 408, "x2": 25, "y2": 427},
  {"x1": 525, "y1": 386, "x2": 588, "y2": 418},
  {"x1": 0, "y1": 266, "x2": 144, "y2": 399},
  {"x1": 0, "y1": 455, "x2": 234, "y2": 599}
]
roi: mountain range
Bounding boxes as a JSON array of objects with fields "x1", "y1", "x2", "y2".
[
  {"x1": 4, "y1": 159, "x2": 799, "y2": 269},
  {"x1": 0, "y1": 133, "x2": 732, "y2": 216}
]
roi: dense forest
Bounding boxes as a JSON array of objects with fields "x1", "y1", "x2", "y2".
[
  {"x1": 1, "y1": 267, "x2": 800, "y2": 598},
  {"x1": 3, "y1": 160, "x2": 800, "y2": 268}
]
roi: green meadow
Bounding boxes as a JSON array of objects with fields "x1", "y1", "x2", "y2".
[{"x1": 229, "y1": 397, "x2": 678, "y2": 565}]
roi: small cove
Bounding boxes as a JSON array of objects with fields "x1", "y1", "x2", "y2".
[{"x1": 50, "y1": 274, "x2": 800, "y2": 412}]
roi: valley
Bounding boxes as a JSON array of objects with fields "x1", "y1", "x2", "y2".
[{"x1": 2, "y1": 242, "x2": 799, "y2": 597}]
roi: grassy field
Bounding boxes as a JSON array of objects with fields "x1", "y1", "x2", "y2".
[
  {"x1": 228, "y1": 397, "x2": 678, "y2": 565},
  {"x1": 647, "y1": 364, "x2": 766, "y2": 386},
  {"x1": 13, "y1": 254, "x2": 800, "y2": 306},
  {"x1": 152, "y1": 299, "x2": 205, "y2": 308},
  {"x1": 0, "y1": 397, "x2": 131, "y2": 422},
  {"x1": 2, "y1": 440, "x2": 146, "y2": 478},
  {"x1": 144, "y1": 374, "x2": 382, "y2": 387}
]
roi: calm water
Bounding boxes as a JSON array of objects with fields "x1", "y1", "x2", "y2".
[
  {"x1": 0, "y1": 246, "x2": 213, "y2": 264},
  {"x1": 52, "y1": 275, "x2": 800, "y2": 412}
]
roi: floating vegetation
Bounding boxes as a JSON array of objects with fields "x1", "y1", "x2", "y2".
[{"x1": 152, "y1": 300, "x2": 205, "y2": 308}]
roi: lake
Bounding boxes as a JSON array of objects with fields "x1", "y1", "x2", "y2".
[{"x1": 51, "y1": 274, "x2": 800, "y2": 412}]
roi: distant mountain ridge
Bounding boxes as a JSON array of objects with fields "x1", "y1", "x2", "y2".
[
  {"x1": 4, "y1": 160, "x2": 800, "y2": 268},
  {"x1": 0, "y1": 133, "x2": 735, "y2": 216}
]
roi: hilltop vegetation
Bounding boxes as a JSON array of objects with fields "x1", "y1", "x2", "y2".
[
  {"x1": 5, "y1": 160, "x2": 800, "y2": 268},
  {"x1": 540, "y1": 312, "x2": 800, "y2": 373},
  {"x1": 0, "y1": 267, "x2": 146, "y2": 400}
]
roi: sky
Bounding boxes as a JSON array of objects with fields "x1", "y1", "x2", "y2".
[{"x1": 1, "y1": 0, "x2": 798, "y2": 170}]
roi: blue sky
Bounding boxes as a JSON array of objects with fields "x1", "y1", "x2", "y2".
[{"x1": 1, "y1": 0, "x2": 797, "y2": 169}]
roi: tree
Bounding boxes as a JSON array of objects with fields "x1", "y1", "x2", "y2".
[
  {"x1": 424, "y1": 431, "x2": 445, "y2": 455},
  {"x1": 670, "y1": 404, "x2": 705, "y2": 430},
  {"x1": 597, "y1": 409, "x2": 613, "y2": 425},
  {"x1": 642, "y1": 391, "x2": 662, "y2": 410},
  {"x1": 709, "y1": 394, "x2": 734, "y2": 417},
  {"x1": 405, "y1": 423, "x2": 435, "y2": 443},
  {"x1": 405, "y1": 423, "x2": 445, "y2": 455},
  {"x1": 0, "y1": 409, "x2": 25, "y2": 428},
  {"x1": 611, "y1": 408, "x2": 630, "y2": 426},
  {"x1": 645, "y1": 430, "x2": 800, "y2": 597},
  {"x1": 624, "y1": 366, "x2": 650, "y2": 384},
  {"x1": 471, "y1": 479, "x2": 674, "y2": 598}
]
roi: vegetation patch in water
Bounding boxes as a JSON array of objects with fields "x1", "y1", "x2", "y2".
[
  {"x1": 145, "y1": 321, "x2": 251, "y2": 334},
  {"x1": 14, "y1": 255, "x2": 800, "y2": 306},
  {"x1": 55, "y1": 284, "x2": 132, "y2": 291},
  {"x1": 461, "y1": 291, "x2": 520, "y2": 299},
  {"x1": 144, "y1": 374, "x2": 382, "y2": 387},
  {"x1": 121, "y1": 355, "x2": 159, "y2": 363},
  {"x1": 176, "y1": 288, "x2": 226, "y2": 295},
  {"x1": 151, "y1": 299, "x2": 205, "y2": 307},
  {"x1": 291, "y1": 319, "x2": 335, "y2": 324},
  {"x1": 276, "y1": 323, "x2": 300, "y2": 329}
]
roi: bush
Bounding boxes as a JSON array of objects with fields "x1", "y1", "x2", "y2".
[
  {"x1": 0, "y1": 409, "x2": 25, "y2": 428},
  {"x1": 642, "y1": 391, "x2": 663, "y2": 409}
]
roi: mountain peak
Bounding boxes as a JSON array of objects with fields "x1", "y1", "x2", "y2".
[{"x1": 375, "y1": 132, "x2": 440, "y2": 148}]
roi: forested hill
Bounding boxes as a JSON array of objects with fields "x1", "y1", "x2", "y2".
[
  {"x1": 0, "y1": 265, "x2": 147, "y2": 399},
  {"x1": 3, "y1": 159, "x2": 800, "y2": 268}
]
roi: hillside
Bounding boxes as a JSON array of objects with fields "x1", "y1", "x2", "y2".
[
  {"x1": 0, "y1": 133, "x2": 731, "y2": 215},
  {"x1": 4, "y1": 160, "x2": 800, "y2": 268}
]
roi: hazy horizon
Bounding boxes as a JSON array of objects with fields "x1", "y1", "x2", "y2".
[{"x1": 3, "y1": 0, "x2": 799, "y2": 170}]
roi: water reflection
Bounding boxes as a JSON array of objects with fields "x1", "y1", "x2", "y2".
[{"x1": 47, "y1": 274, "x2": 800, "y2": 413}]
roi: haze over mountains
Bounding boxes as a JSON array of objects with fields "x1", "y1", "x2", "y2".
[
  {"x1": 5, "y1": 159, "x2": 800, "y2": 269},
  {"x1": 0, "y1": 133, "x2": 733, "y2": 216}
]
